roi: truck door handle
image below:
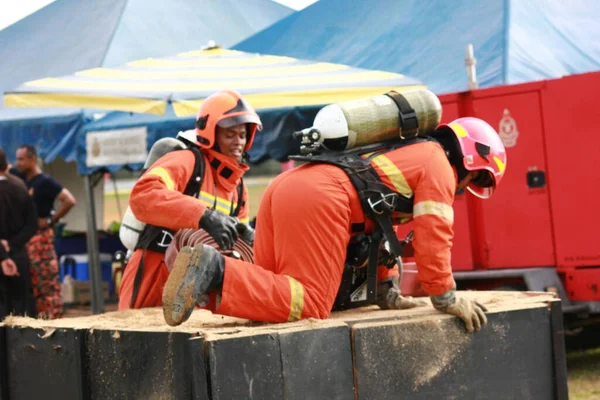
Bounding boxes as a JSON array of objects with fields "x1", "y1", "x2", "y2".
[{"x1": 527, "y1": 171, "x2": 546, "y2": 188}]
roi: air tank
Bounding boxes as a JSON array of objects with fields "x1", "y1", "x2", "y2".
[{"x1": 301, "y1": 89, "x2": 442, "y2": 153}]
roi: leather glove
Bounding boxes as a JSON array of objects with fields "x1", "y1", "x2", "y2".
[
  {"x1": 431, "y1": 290, "x2": 488, "y2": 333},
  {"x1": 377, "y1": 277, "x2": 428, "y2": 310},
  {"x1": 199, "y1": 208, "x2": 238, "y2": 250},
  {"x1": 236, "y1": 223, "x2": 255, "y2": 246}
]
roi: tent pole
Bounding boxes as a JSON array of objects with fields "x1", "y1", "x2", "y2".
[
  {"x1": 84, "y1": 173, "x2": 105, "y2": 314},
  {"x1": 465, "y1": 43, "x2": 478, "y2": 90}
]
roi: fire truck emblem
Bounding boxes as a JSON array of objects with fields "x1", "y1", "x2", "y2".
[{"x1": 498, "y1": 109, "x2": 519, "y2": 148}]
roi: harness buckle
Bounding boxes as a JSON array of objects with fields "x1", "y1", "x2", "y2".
[{"x1": 367, "y1": 193, "x2": 398, "y2": 215}]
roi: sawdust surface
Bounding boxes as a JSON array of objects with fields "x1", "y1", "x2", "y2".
[
  {"x1": 1, "y1": 291, "x2": 556, "y2": 336},
  {"x1": 350, "y1": 299, "x2": 553, "y2": 392},
  {"x1": 397, "y1": 317, "x2": 470, "y2": 391}
]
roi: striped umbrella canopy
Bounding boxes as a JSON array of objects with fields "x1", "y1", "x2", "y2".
[{"x1": 3, "y1": 47, "x2": 425, "y2": 117}]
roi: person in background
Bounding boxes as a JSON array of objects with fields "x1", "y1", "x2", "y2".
[
  {"x1": 0, "y1": 148, "x2": 37, "y2": 319},
  {"x1": 15, "y1": 144, "x2": 77, "y2": 319}
]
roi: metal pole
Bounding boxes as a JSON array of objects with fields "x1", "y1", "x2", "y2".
[
  {"x1": 84, "y1": 173, "x2": 105, "y2": 314},
  {"x1": 465, "y1": 43, "x2": 478, "y2": 90}
]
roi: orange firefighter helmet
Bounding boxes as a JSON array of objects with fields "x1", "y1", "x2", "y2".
[{"x1": 195, "y1": 90, "x2": 262, "y2": 151}]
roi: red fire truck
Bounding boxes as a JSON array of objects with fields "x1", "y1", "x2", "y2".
[{"x1": 399, "y1": 71, "x2": 600, "y2": 330}]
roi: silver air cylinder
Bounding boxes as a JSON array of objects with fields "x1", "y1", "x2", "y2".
[{"x1": 308, "y1": 89, "x2": 442, "y2": 152}]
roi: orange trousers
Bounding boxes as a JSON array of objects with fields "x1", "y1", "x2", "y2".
[
  {"x1": 118, "y1": 249, "x2": 168, "y2": 309},
  {"x1": 215, "y1": 164, "x2": 396, "y2": 322}
]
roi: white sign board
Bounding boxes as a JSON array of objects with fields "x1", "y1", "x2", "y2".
[{"x1": 86, "y1": 127, "x2": 148, "y2": 167}]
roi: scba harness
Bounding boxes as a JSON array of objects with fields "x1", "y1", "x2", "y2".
[{"x1": 290, "y1": 136, "x2": 436, "y2": 311}]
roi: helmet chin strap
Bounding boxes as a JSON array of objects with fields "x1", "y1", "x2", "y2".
[
  {"x1": 211, "y1": 143, "x2": 248, "y2": 165},
  {"x1": 454, "y1": 160, "x2": 470, "y2": 182}
]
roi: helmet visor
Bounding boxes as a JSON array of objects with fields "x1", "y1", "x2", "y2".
[
  {"x1": 467, "y1": 184, "x2": 494, "y2": 199},
  {"x1": 467, "y1": 170, "x2": 495, "y2": 199},
  {"x1": 217, "y1": 113, "x2": 263, "y2": 130}
]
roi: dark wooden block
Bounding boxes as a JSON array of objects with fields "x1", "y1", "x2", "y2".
[
  {"x1": 5, "y1": 326, "x2": 85, "y2": 400},
  {"x1": 85, "y1": 329, "x2": 192, "y2": 400},
  {"x1": 207, "y1": 332, "x2": 284, "y2": 400},
  {"x1": 550, "y1": 300, "x2": 569, "y2": 400},
  {"x1": 0, "y1": 326, "x2": 8, "y2": 400},
  {"x1": 188, "y1": 336, "x2": 210, "y2": 400},
  {"x1": 352, "y1": 306, "x2": 556, "y2": 400},
  {"x1": 279, "y1": 324, "x2": 355, "y2": 400}
]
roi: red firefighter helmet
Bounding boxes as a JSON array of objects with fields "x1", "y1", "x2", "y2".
[
  {"x1": 195, "y1": 90, "x2": 262, "y2": 151},
  {"x1": 436, "y1": 117, "x2": 507, "y2": 199}
]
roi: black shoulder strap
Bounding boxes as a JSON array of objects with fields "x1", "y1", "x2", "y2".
[
  {"x1": 233, "y1": 177, "x2": 245, "y2": 217},
  {"x1": 183, "y1": 146, "x2": 205, "y2": 197}
]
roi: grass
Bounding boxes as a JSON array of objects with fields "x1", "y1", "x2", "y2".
[{"x1": 568, "y1": 346, "x2": 600, "y2": 400}]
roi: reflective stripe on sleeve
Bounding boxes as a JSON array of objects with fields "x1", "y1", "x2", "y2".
[
  {"x1": 285, "y1": 275, "x2": 305, "y2": 322},
  {"x1": 146, "y1": 167, "x2": 175, "y2": 191},
  {"x1": 413, "y1": 200, "x2": 454, "y2": 222}
]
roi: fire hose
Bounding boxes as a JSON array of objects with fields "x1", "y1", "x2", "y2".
[{"x1": 165, "y1": 228, "x2": 254, "y2": 272}]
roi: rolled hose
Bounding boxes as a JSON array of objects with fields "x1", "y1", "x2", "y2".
[{"x1": 165, "y1": 228, "x2": 254, "y2": 272}]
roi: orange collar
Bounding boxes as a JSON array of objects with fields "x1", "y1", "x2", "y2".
[{"x1": 205, "y1": 149, "x2": 249, "y2": 192}]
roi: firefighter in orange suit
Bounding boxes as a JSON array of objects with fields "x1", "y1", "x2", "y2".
[
  {"x1": 162, "y1": 117, "x2": 507, "y2": 333},
  {"x1": 118, "y1": 90, "x2": 261, "y2": 309}
]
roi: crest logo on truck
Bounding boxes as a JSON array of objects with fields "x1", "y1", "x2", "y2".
[{"x1": 498, "y1": 109, "x2": 519, "y2": 148}]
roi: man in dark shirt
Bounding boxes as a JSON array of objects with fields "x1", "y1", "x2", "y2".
[
  {"x1": 15, "y1": 144, "x2": 77, "y2": 319},
  {"x1": 0, "y1": 148, "x2": 38, "y2": 319}
]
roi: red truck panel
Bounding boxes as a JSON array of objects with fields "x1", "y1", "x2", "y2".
[
  {"x1": 469, "y1": 90, "x2": 556, "y2": 268},
  {"x1": 563, "y1": 268, "x2": 600, "y2": 301},
  {"x1": 541, "y1": 73, "x2": 600, "y2": 268},
  {"x1": 437, "y1": 72, "x2": 600, "y2": 302}
]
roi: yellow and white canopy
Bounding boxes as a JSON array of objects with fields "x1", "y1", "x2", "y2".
[{"x1": 4, "y1": 48, "x2": 426, "y2": 117}]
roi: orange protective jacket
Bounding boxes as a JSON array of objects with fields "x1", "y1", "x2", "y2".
[
  {"x1": 118, "y1": 148, "x2": 249, "y2": 309},
  {"x1": 212, "y1": 141, "x2": 456, "y2": 322}
]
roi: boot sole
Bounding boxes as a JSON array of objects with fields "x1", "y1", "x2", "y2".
[{"x1": 162, "y1": 246, "x2": 198, "y2": 326}]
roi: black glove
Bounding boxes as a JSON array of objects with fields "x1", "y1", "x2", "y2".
[
  {"x1": 199, "y1": 208, "x2": 238, "y2": 250},
  {"x1": 236, "y1": 223, "x2": 255, "y2": 246}
]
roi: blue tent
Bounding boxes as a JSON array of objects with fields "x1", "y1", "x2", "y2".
[
  {"x1": 0, "y1": 107, "x2": 89, "y2": 163},
  {"x1": 0, "y1": 0, "x2": 292, "y2": 97},
  {"x1": 0, "y1": 0, "x2": 126, "y2": 100},
  {"x1": 77, "y1": 107, "x2": 195, "y2": 175},
  {"x1": 0, "y1": 0, "x2": 293, "y2": 163},
  {"x1": 75, "y1": 104, "x2": 322, "y2": 175},
  {"x1": 234, "y1": 0, "x2": 600, "y2": 94},
  {"x1": 101, "y1": 0, "x2": 294, "y2": 67}
]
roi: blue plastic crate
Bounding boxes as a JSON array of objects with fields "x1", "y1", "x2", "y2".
[{"x1": 59, "y1": 253, "x2": 114, "y2": 295}]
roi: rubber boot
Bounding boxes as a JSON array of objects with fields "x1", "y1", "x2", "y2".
[{"x1": 162, "y1": 243, "x2": 225, "y2": 326}]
